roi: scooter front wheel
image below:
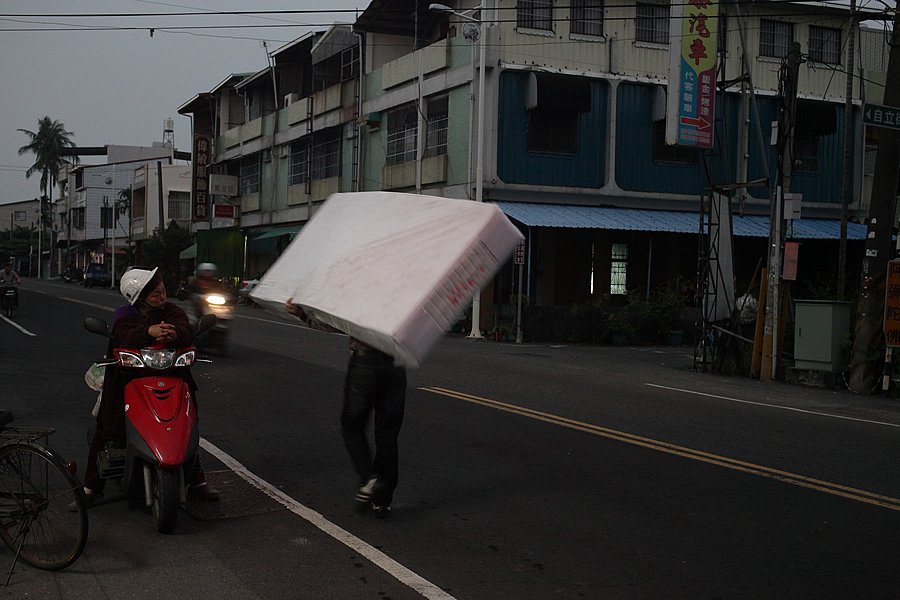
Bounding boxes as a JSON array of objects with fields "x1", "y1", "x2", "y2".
[{"x1": 150, "y1": 467, "x2": 180, "y2": 534}]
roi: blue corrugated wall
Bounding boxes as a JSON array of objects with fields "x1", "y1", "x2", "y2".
[{"x1": 497, "y1": 71, "x2": 608, "y2": 187}]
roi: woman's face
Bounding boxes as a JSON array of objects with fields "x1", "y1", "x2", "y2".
[{"x1": 143, "y1": 280, "x2": 167, "y2": 309}]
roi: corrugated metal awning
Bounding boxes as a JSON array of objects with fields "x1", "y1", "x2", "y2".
[{"x1": 493, "y1": 202, "x2": 867, "y2": 240}]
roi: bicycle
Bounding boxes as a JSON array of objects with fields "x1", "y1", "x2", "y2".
[{"x1": 0, "y1": 410, "x2": 88, "y2": 583}]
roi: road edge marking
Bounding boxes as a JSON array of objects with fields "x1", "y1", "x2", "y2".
[{"x1": 200, "y1": 438, "x2": 457, "y2": 600}]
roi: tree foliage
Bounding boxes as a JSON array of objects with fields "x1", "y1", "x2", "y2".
[
  {"x1": 17, "y1": 116, "x2": 77, "y2": 203},
  {"x1": 140, "y1": 222, "x2": 192, "y2": 292}
]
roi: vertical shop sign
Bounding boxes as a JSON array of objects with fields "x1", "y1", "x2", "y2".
[
  {"x1": 192, "y1": 134, "x2": 212, "y2": 221},
  {"x1": 666, "y1": 0, "x2": 718, "y2": 149}
]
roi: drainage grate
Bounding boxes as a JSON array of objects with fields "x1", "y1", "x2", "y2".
[{"x1": 184, "y1": 469, "x2": 286, "y2": 521}]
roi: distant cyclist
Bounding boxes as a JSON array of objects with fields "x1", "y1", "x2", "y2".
[{"x1": 0, "y1": 263, "x2": 21, "y2": 308}]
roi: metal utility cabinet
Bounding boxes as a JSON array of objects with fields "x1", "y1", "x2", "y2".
[{"x1": 793, "y1": 300, "x2": 853, "y2": 371}]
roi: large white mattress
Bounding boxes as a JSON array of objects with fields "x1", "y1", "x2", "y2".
[{"x1": 251, "y1": 192, "x2": 524, "y2": 367}]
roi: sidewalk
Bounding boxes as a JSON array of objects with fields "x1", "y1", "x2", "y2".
[{"x1": 0, "y1": 451, "x2": 428, "y2": 600}]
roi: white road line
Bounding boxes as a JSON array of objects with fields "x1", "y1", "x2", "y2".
[
  {"x1": 58, "y1": 297, "x2": 115, "y2": 312},
  {"x1": 646, "y1": 383, "x2": 900, "y2": 429},
  {"x1": 200, "y1": 438, "x2": 457, "y2": 600},
  {"x1": 0, "y1": 314, "x2": 36, "y2": 336}
]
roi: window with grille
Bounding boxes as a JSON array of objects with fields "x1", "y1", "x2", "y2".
[
  {"x1": 571, "y1": 0, "x2": 603, "y2": 37},
  {"x1": 793, "y1": 135, "x2": 819, "y2": 173},
  {"x1": 760, "y1": 19, "x2": 793, "y2": 58},
  {"x1": 386, "y1": 104, "x2": 418, "y2": 165},
  {"x1": 240, "y1": 155, "x2": 261, "y2": 195},
  {"x1": 518, "y1": 0, "x2": 553, "y2": 31},
  {"x1": 610, "y1": 243, "x2": 628, "y2": 295},
  {"x1": 168, "y1": 191, "x2": 191, "y2": 220},
  {"x1": 865, "y1": 144, "x2": 877, "y2": 176},
  {"x1": 289, "y1": 141, "x2": 310, "y2": 186},
  {"x1": 809, "y1": 25, "x2": 840, "y2": 64},
  {"x1": 424, "y1": 96, "x2": 449, "y2": 158},
  {"x1": 311, "y1": 128, "x2": 341, "y2": 180},
  {"x1": 636, "y1": 3, "x2": 669, "y2": 44}
]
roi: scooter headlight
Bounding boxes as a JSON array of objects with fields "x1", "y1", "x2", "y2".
[
  {"x1": 206, "y1": 294, "x2": 227, "y2": 306},
  {"x1": 117, "y1": 350, "x2": 145, "y2": 368},
  {"x1": 140, "y1": 348, "x2": 175, "y2": 369},
  {"x1": 174, "y1": 350, "x2": 196, "y2": 367}
]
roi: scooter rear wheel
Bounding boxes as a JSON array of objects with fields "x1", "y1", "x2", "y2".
[{"x1": 151, "y1": 467, "x2": 179, "y2": 534}]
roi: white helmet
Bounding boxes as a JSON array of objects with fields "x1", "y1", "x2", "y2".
[
  {"x1": 119, "y1": 267, "x2": 159, "y2": 305},
  {"x1": 197, "y1": 262, "x2": 217, "y2": 276}
]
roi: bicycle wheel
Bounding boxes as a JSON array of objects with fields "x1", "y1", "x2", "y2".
[{"x1": 0, "y1": 443, "x2": 88, "y2": 570}]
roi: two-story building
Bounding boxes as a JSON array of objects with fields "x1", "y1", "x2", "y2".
[{"x1": 179, "y1": 0, "x2": 884, "y2": 337}]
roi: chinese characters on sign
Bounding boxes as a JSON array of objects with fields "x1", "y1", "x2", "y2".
[
  {"x1": 864, "y1": 103, "x2": 900, "y2": 131},
  {"x1": 192, "y1": 134, "x2": 212, "y2": 221},
  {"x1": 666, "y1": 0, "x2": 718, "y2": 149},
  {"x1": 884, "y1": 260, "x2": 900, "y2": 347}
]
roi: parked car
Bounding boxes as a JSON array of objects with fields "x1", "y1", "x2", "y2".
[{"x1": 83, "y1": 263, "x2": 111, "y2": 288}]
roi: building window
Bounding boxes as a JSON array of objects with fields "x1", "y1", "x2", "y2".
[
  {"x1": 100, "y1": 203, "x2": 113, "y2": 229},
  {"x1": 311, "y1": 128, "x2": 341, "y2": 180},
  {"x1": 72, "y1": 207, "x2": 85, "y2": 229},
  {"x1": 13, "y1": 210, "x2": 26, "y2": 223},
  {"x1": 760, "y1": 19, "x2": 793, "y2": 58},
  {"x1": 793, "y1": 135, "x2": 819, "y2": 173},
  {"x1": 386, "y1": 104, "x2": 418, "y2": 165},
  {"x1": 653, "y1": 120, "x2": 699, "y2": 164},
  {"x1": 610, "y1": 243, "x2": 628, "y2": 295},
  {"x1": 341, "y1": 46, "x2": 360, "y2": 81},
  {"x1": 424, "y1": 96, "x2": 449, "y2": 158},
  {"x1": 809, "y1": 25, "x2": 841, "y2": 64},
  {"x1": 527, "y1": 74, "x2": 590, "y2": 155},
  {"x1": 168, "y1": 191, "x2": 191, "y2": 220},
  {"x1": 636, "y1": 3, "x2": 669, "y2": 45},
  {"x1": 240, "y1": 155, "x2": 261, "y2": 195},
  {"x1": 571, "y1": 0, "x2": 603, "y2": 37},
  {"x1": 518, "y1": 0, "x2": 553, "y2": 31},
  {"x1": 289, "y1": 141, "x2": 309, "y2": 186},
  {"x1": 865, "y1": 143, "x2": 877, "y2": 176}
]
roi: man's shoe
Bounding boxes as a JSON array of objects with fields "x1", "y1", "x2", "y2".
[
  {"x1": 372, "y1": 503, "x2": 392, "y2": 519},
  {"x1": 354, "y1": 476, "x2": 378, "y2": 512},
  {"x1": 188, "y1": 483, "x2": 220, "y2": 502},
  {"x1": 69, "y1": 490, "x2": 102, "y2": 512}
]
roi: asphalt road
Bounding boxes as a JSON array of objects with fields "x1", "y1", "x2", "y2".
[{"x1": 3, "y1": 279, "x2": 900, "y2": 599}]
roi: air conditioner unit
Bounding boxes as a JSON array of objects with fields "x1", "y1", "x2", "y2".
[{"x1": 283, "y1": 93, "x2": 300, "y2": 108}]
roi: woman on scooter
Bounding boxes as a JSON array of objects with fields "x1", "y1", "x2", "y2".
[{"x1": 77, "y1": 267, "x2": 219, "y2": 507}]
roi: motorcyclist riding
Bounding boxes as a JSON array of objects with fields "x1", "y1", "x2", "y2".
[
  {"x1": 180, "y1": 263, "x2": 230, "y2": 319},
  {"x1": 0, "y1": 263, "x2": 21, "y2": 309},
  {"x1": 76, "y1": 267, "x2": 219, "y2": 508}
]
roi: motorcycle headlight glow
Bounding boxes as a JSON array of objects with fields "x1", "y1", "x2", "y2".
[
  {"x1": 140, "y1": 348, "x2": 175, "y2": 370},
  {"x1": 174, "y1": 350, "x2": 196, "y2": 367},
  {"x1": 206, "y1": 294, "x2": 227, "y2": 306}
]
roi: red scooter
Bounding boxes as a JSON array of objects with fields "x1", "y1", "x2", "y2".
[{"x1": 83, "y1": 314, "x2": 216, "y2": 533}]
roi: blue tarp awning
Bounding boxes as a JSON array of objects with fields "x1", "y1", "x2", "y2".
[{"x1": 493, "y1": 202, "x2": 868, "y2": 240}]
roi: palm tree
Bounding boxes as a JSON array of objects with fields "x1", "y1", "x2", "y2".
[{"x1": 18, "y1": 116, "x2": 77, "y2": 277}]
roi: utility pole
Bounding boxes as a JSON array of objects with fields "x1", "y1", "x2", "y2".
[
  {"x1": 838, "y1": 0, "x2": 857, "y2": 299},
  {"x1": 761, "y1": 42, "x2": 801, "y2": 380},
  {"x1": 847, "y1": 8, "x2": 900, "y2": 393}
]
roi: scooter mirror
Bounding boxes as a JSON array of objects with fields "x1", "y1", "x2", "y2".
[
  {"x1": 195, "y1": 313, "x2": 218, "y2": 337},
  {"x1": 83, "y1": 316, "x2": 111, "y2": 338}
]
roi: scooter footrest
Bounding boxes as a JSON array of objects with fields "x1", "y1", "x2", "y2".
[{"x1": 98, "y1": 448, "x2": 127, "y2": 479}]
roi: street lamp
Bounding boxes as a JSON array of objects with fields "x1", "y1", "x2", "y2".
[{"x1": 430, "y1": 2, "x2": 487, "y2": 339}]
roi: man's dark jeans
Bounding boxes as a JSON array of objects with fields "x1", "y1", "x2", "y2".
[{"x1": 341, "y1": 349, "x2": 406, "y2": 506}]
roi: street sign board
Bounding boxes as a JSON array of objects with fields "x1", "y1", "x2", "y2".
[
  {"x1": 884, "y1": 259, "x2": 900, "y2": 346},
  {"x1": 514, "y1": 242, "x2": 525, "y2": 265},
  {"x1": 864, "y1": 103, "x2": 900, "y2": 130}
]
